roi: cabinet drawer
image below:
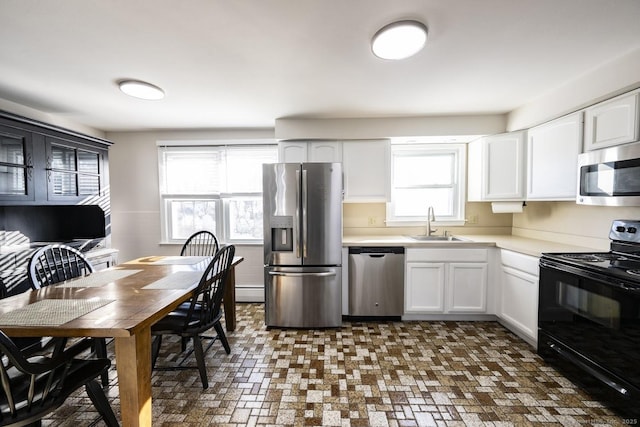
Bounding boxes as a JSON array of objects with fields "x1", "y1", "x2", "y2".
[
  {"x1": 406, "y1": 248, "x2": 487, "y2": 263},
  {"x1": 500, "y1": 249, "x2": 539, "y2": 276}
]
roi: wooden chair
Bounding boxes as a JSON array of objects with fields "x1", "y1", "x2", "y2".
[
  {"x1": 151, "y1": 244, "x2": 235, "y2": 389},
  {"x1": 180, "y1": 230, "x2": 219, "y2": 257},
  {"x1": 28, "y1": 244, "x2": 95, "y2": 289},
  {"x1": 0, "y1": 330, "x2": 119, "y2": 426},
  {"x1": 27, "y1": 244, "x2": 109, "y2": 386}
]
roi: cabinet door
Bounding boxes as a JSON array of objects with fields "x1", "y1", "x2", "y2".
[
  {"x1": 527, "y1": 112, "x2": 582, "y2": 200},
  {"x1": 309, "y1": 141, "x2": 341, "y2": 162},
  {"x1": 278, "y1": 141, "x2": 308, "y2": 163},
  {"x1": 0, "y1": 125, "x2": 35, "y2": 202},
  {"x1": 447, "y1": 263, "x2": 487, "y2": 313},
  {"x1": 404, "y1": 262, "x2": 445, "y2": 313},
  {"x1": 343, "y1": 139, "x2": 390, "y2": 202},
  {"x1": 485, "y1": 132, "x2": 525, "y2": 200},
  {"x1": 500, "y1": 265, "x2": 538, "y2": 341},
  {"x1": 584, "y1": 90, "x2": 639, "y2": 151},
  {"x1": 468, "y1": 132, "x2": 525, "y2": 201},
  {"x1": 46, "y1": 137, "x2": 105, "y2": 202}
]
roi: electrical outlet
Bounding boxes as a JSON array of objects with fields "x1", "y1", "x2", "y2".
[
  {"x1": 467, "y1": 214, "x2": 479, "y2": 224},
  {"x1": 367, "y1": 216, "x2": 377, "y2": 226}
]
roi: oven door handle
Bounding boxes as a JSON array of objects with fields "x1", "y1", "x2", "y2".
[
  {"x1": 540, "y1": 260, "x2": 640, "y2": 293},
  {"x1": 548, "y1": 342, "x2": 629, "y2": 397}
]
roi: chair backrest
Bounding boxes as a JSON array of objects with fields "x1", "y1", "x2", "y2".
[
  {"x1": 182, "y1": 244, "x2": 235, "y2": 329},
  {"x1": 180, "y1": 230, "x2": 219, "y2": 257},
  {"x1": 0, "y1": 330, "x2": 99, "y2": 426},
  {"x1": 28, "y1": 244, "x2": 95, "y2": 290}
]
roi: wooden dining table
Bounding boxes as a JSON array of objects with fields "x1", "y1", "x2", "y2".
[{"x1": 0, "y1": 255, "x2": 244, "y2": 427}]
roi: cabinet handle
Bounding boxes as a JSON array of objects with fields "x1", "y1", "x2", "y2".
[
  {"x1": 45, "y1": 156, "x2": 51, "y2": 182},
  {"x1": 26, "y1": 153, "x2": 33, "y2": 180}
]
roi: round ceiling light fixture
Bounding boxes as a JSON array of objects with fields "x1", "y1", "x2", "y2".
[
  {"x1": 371, "y1": 20, "x2": 428, "y2": 60},
  {"x1": 118, "y1": 79, "x2": 165, "y2": 100}
]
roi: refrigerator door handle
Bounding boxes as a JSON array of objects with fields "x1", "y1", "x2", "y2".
[
  {"x1": 295, "y1": 168, "x2": 301, "y2": 259},
  {"x1": 268, "y1": 271, "x2": 337, "y2": 277},
  {"x1": 301, "y1": 168, "x2": 308, "y2": 259}
]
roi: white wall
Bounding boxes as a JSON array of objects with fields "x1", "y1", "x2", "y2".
[
  {"x1": 105, "y1": 129, "x2": 274, "y2": 301},
  {"x1": 0, "y1": 98, "x2": 106, "y2": 139},
  {"x1": 508, "y1": 47, "x2": 640, "y2": 131}
]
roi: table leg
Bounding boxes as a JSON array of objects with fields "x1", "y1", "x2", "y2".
[
  {"x1": 115, "y1": 328, "x2": 152, "y2": 427},
  {"x1": 223, "y1": 266, "x2": 237, "y2": 332}
]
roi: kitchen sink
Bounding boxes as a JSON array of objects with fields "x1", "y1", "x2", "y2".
[{"x1": 407, "y1": 235, "x2": 463, "y2": 241}]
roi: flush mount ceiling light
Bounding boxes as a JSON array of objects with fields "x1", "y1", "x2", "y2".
[
  {"x1": 118, "y1": 79, "x2": 165, "y2": 100},
  {"x1": 371, "y1": 20, "x2": 428, "y2": 60}
]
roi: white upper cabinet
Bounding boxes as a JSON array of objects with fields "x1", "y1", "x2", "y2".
[
  {"x1": 342, "y1": 139, "x2": 390, "y2": 202},
  {"x1": 278, "y1": 141, "x2": 307, "y2": 162},
  {"x1": 526, "y1": 111, "x2": 583, "y2": 200},
  {"x1": 584, "y1": 89, "x2": 640, "y2": 151},
  {"x1": 278, "y1": 140, "x2": 342, "y2": 163},
  {"x1": 309, "y1": 141, "x2": 342, "y2": 162},
  {"x1": 467, "y1": 131, "x2": 526, "y2": 201}
]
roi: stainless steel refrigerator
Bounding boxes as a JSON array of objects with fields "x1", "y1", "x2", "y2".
[{"x1": 263, "y1": 162, "x2": 342, "y2": 328}]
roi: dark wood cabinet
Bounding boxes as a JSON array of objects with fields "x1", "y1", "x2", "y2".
[
  {"x1": 45, "y1": 136, "x2": 107, "y2": 203},
  {"x1": 0, "y1": 124, "x2": 35, "y2": 202},
  {"x1": 0, "y1": 111, "x2": 114, "y2": 298},
  {"x1": 0, "y1": 111, "x2": 112, "y2": 206}
]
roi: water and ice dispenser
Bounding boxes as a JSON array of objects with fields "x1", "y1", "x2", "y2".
[{"x1": 269, "y1": 216, "x2": 293, "y2": 252}]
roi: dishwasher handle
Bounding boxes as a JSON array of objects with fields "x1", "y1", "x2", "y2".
[{"x1": 348, "y1": 246, "x2": 405, "y2": 255}]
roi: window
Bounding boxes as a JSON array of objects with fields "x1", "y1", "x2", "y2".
[
  {"x1": 387, "y1": 144, "x2": 466, "y2": 225},
  {"x1": 158, "y1": 143, "x2": 278, "y2": 243}
]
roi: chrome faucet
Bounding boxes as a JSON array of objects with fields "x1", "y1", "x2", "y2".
[{"x1": 426, "y1": 205, "x2": 437, "y2": 236}]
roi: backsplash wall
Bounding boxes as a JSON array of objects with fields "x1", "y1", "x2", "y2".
[
  {"x1": 512, "y1": 201, "x2": 640, "y2": 250},
  {"x1": 343, "y1": 202, "x2": 513, "y2": 236},
  {"x1": 344, "y1": 201, "x2": 638, "y2": 251}
]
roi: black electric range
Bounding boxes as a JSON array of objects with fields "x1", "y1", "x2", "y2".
[{"x1": 538, "y1": 219, "x2": 640, "y2": 417}]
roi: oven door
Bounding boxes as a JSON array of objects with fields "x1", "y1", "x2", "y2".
[{"x1": 538, "y1": 259, "x2": 640, "y2": 399}]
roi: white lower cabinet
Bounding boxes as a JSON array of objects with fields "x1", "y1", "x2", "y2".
[
  {"x1": 498, "y1": 250, "x2": 539, "y2": 346},
  {"x1": 404, "y1": 248, "x2": 488, "y2": 315},
  {"x1": 448, "y1": 263, "x2": 488, "y2": 312},
  {"x1": 405, "y1": 262, "x2": 445, "y2": 312}
]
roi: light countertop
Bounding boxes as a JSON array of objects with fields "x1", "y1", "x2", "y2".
[{"x1": 342, "y1": 234, "x2": 600, "y2": 257}]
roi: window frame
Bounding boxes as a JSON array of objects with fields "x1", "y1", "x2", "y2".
[
  {"x1": 386, "y1": 143, "x2": 466, "y2": 226},
  {"x1": 157, "y1": 141, "x2": 277, "y2": 244}
]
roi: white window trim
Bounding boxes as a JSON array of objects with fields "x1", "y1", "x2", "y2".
[
  {"x1": 157, "y1": 141, "x2": 277, "y2": 244},
  {"x1": 159, "y1": 194, "x2": 221, "y2": 244},
  {"x1": 386, "y1": 143, "x2": 466, "y2": 226}
]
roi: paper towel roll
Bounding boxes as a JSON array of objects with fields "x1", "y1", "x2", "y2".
[{"x1": 491, "y1": 201, "x2": 524, "y2": 213}]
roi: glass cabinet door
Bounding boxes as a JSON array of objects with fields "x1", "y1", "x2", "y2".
[
  {"x1": 77, "y1": 150, "x2": 100, "y2": 196},
  {"x1": 50, "y1": 144, "x2": 77, "y2": 196},
  {"x1": 0, "y1": 126, "x2": 33, "y2": 201},
  {"x1": 47, "y1": 138, "x2": 103, "y2": 200}
]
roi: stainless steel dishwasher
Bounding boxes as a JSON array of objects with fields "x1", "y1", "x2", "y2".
[{"x1": 348, "y1": 247, "x2": 404, "y2": 317}]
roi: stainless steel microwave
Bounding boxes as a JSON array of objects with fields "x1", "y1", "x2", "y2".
[{"x1": 577, "y1": 141, "x2": 640, "y2": 206}]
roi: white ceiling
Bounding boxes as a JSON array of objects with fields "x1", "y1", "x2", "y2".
[{"x1": 1, "y1": 0, "x2": 640, "y2": 132}]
